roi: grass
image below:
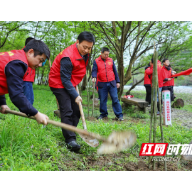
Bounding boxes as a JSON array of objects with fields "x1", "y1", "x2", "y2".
[{"x1": 0, "y1": 84, "x2": 192, "y2": 171}]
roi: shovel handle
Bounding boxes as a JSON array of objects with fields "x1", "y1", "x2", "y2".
[
  {"x1": 5, "y1": 109, "x2": 105, "y2": 141},
  {"x1": 76, "y1": 86, "x2": 87, "y2": 130}
]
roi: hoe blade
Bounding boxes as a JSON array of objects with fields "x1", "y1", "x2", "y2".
[{"x1": 97, "y1": 131, "x2": 136, "y2": 154}]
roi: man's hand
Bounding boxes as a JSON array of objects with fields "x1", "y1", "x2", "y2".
[
  {"x1": 34, "y1": 112, "x2": 49, "y2": 125},
  {"x1": 168, "y1": 78, "x2": 173, "y2": 81},
  {"x1": 0, "y1": 105, "x2": 10, "y2": 114},
  {"x1": 75, "y1": 96, "x2": 82, "y2": 105},
  {"x1": 116, "y1": 83, "x2": 120, "y2": 88},
  {"x1": 92, "y1": 78, "x2": 96, "y2": 83},
  {"x1": 172, "y1": 71, "x2": 176, "y2": 75}
]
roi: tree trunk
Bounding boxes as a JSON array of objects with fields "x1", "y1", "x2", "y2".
[
  {"x1": 86, "y1": 71, "x2": 90, "y2": 118},
  {"x1": 124, "y1": 55, "x2": 138, "y2": 83},
  {"x1": 81, "y1": 74, "x2": 87, "y2": 91},
  {"x1": 117, "y1": 55, "x2": 124, "y2": 99},
  {"x1": 40, "y1": 67, "x2": 45, "y2": 85}
]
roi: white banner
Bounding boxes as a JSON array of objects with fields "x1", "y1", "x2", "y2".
[{"x1": 162, "y1": 90, "x2": 172, "y2": 125}]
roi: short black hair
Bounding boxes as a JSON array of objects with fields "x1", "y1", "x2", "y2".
[
  {"x1": 23, "y1": 39, "x2": 50, "y2": 59},
  {"x1": 25, "y1": 37, "x2": 34, "y2": 46},
  {"x1": 151, "y1": 58, "x2": 153, "y2": 64},
  {"x1": 77, "y1": 31, "x2": 95, "y2": 44},
  {"x1": 162, "y1": 58, "x2": 169, "y2": 63},
  {"x1": 101, "y1": 47, "x2": 110, "y2": 53}
]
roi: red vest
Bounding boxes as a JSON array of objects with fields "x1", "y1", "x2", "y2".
[
  {"x1": 95, "y1": 56, "x2": 115, "y2": 82},
  {"x1": 49, "y1": 43, "x2": 89, "y2": 88},
  {"x1": 23, "y1": 67, "x2": 35, "y2": 82},
  {"x1": 0, "y1": 50, "x2": 28, "y2": 95},
  {"x1": 144, "y1": 68, "x2": 151, "y2": 85},
  {"x1": 170, "y1": 78, "x2": 174, "y2": 86},
  {"x1": 162, "y1": 65, "x2": 172, "y2": 87},
  {"x1": 22, "y1": 46, "x2": 35, "y2": 82},
  {"x1": 145, "y1": 64, "x2": 163, "y2": 88},
  {"x1": 157, "y1": 64, "x2": 163, "y2": 88}
]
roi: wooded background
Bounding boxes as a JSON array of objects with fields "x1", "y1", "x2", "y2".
[{"x1": 1, "y1": 21, "x2": 192, "y2": 97}]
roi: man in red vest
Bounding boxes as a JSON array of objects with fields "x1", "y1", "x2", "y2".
[
  {"x1": 145, "y1": 59, "x2": 163, "y2": 115},
  {"x1": 0, "y1": 39, "x2": 50, "y2": 125},
  {"x1": 162, "y1": 59, "x2": 175, "y2": 101},
  {"x1": 91, "y1": 47, "x2": 123, "y2": 121},
  {"x1": 144, "y1": 63, "x2": 151, "y2": 106},
  {"x1": 49, "y1": 31, "x2": 95, "y2": 152}
]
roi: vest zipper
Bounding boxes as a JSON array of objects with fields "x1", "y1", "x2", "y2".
[{"x1": 104, "y1": 61, "x2": 108, "y2": 82}]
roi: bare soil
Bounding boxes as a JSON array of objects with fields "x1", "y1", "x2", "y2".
[{"x1": 56, "y1": 151, "x2": 192, "y2": 171}]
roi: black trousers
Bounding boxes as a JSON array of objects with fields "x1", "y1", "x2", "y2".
[
  {"x1": 144, "y1": 85, "x2": 151, "y2": 104},
  {"x1": 162, "y1": 86, "x2": 174, "y2": 101},
  {"x1": 51, "y1": 88, "x2": 80, "y2": 143}
]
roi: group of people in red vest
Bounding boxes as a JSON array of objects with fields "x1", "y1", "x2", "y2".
[
  {"x1": 1, "y1": 31, "x2": 122, "y2": 152},
  {"x1": 144, "y1": 58, "x2": 176, "y2": 114},
  {"x1": 0, "y1": 32, "x2": 95, "y2": 152},
  {"x1": 3, "y1": 30, "x2": 177, "y2": 152}
]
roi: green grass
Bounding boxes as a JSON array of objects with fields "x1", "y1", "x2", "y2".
[{"x1": 0, "y1": 85, "x2": 192, "y2": 171}]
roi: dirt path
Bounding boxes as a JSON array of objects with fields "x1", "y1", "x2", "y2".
[
  {"x1": 171, "y1": 108, "x2": 192, "y2": 129},
  {"x1": 144, "y1": 106, "x2": 192, "y2": 129}
]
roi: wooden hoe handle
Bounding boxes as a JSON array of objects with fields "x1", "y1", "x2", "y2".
[
  {"x1": 5, "y1": 109, "x2": 105, "y2": 142},
  {"x1": 76, "y1": 86, "x2": 87, "y2": 130}
]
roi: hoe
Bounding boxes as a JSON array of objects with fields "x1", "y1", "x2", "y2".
[{"x1": 5, "y1": 109, "x2": 136, "y2": 154}]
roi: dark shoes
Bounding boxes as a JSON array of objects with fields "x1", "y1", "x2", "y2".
[
  {"x1": 115, "y1": 116, "x2": 124, "y2": 121},
  {"x1": 118, "y1": 116, "x2": 124, "y2": 121},
  {"x1": 97, "y1": 116, "x2": 103, "y2": 120},
  {"x1": 97, "y1": 116, "x2": 106, "y2": 120},
  {"x1": 66, "y1": 140, "x2": 81, "y2": 152},
  {"x1": 98, "y1": 116, "x2": 124, "y2": 121}
]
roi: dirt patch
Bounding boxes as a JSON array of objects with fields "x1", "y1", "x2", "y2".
[
  {"x1": 145, "y1": 106, "x2": 192, "y2": 129},
  {"x1": 108, "y1": 154, "x2": 190, "y2": 170},
  {"x1": 118, "y1": 157, "x2": 192, "y2": 171},
  {"x1": 56, "y1": 151, "x2": 192, "y2": 171},
  {"x1": 86, "y1": 117, "x2": 97, "y2": 121},
  {"x1": 86, "y1": 156, "x2": 112, "y2": 166},
  {"x1": 86, "y1": 116, "x2": 133, "y2": 123}
]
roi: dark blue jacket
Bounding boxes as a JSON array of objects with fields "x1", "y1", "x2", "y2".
[
  {"x1": 0, "y1": 61, "x2": 38, "y2": 116},
  {"x1": 60, "y1": 54, "x2": 88, "y2": 99}
]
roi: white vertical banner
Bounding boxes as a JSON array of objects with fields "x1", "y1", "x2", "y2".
[{"x1": 162, "y1": 90, "x2": 172, "y2": 125}]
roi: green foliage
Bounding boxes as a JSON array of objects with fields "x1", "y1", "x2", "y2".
[{"x1": 131, "y1": 112, "x2": 149, "y2": 119}]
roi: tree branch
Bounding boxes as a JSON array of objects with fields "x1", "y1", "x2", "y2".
[
  {"x1": 125, "y1": 77, "x2": 144, "y2": 95},
  {"x1": 97, "y1": 21, "x2": 120, "y2": 56},
  {"x1": 40, "y1": 21, "x2": 55, "y2": 40},
  {"x1": 0, "y1": 21, "x2": 29, "y2": 48}
]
